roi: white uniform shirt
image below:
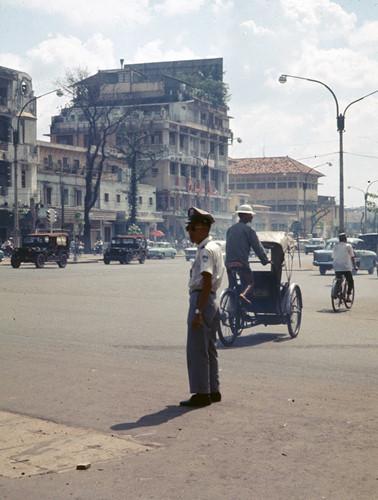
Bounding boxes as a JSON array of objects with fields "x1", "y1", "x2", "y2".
[
  {"x1": 189, "y1": 236, "x2": 225, "y2": 293},
  {"x1": 332, "y1": 242, "x2": 355, "y2": 272}
]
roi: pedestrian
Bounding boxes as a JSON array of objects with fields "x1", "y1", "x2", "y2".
[
  {"x1": 180, "y1": 207, "x2": 225, "y2": 408},
  {"x1": 225, "y1": 204, "x2": 269, "y2": 303}
]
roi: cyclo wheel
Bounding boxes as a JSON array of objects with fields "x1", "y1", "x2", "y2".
[
  {"x1": 331, "y1": 279, "x2": 343, "y2": 312},
  {"x1": 218, "y1": 289, "x2": 241, "y2": 347},
  {"x1": 344, "y1": 282, "x2": 354, "y2": 309},
  {"x1": 287, "y1": 285, "x2": 302, "y2": 338}
]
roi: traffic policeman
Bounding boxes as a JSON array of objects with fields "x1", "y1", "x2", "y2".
[{"x1": 180, "y1": 207, "x2": 225, "y2": 408}]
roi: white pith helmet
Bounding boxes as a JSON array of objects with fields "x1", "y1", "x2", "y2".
[{"x1": 236, "y1": 204, "x2": 256, "y2": 215}]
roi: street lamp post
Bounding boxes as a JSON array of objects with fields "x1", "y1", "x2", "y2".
[
  {"x1": 279, "y1": 74, "x2": 378, "y2": 233},
  {"x1": 303, "y1": 162, "x2": 332, "y2": 236},
  {"x1": 348, "y1": 179, "x2": 378, "y2": 233},
  {"x1": 13, "y1": 88, "x2": 63, "y2": 245}
]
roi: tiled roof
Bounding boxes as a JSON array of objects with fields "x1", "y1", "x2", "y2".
[{"x1": 229, "y1": 156, "x2": 324, "y2": 176}]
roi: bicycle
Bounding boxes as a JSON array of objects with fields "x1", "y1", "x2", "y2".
[{"x1": 331, "y1": 273, "x2": 355, "y2": 312}]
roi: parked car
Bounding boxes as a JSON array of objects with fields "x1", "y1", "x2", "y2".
[
  {"x1": 103, "y1": 235, "x2": 147, "y2": 264},
  {"x1": 11, "y1": 232, "x2": 70, "y2": 269},
  {"x1": 358, "y1": 233, "x2": 378, "y2": 254},
  {"x1": 313, "y1": 237, "x2": 377, "y2": 275},
  {"x1": 147, "y1": 241, "x2": 177, "y2": 259},
  {"x1": 304, "y1": 238, "x2": 325, "y2": 254}
]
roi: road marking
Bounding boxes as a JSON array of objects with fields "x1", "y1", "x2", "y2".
[{"x1": 0, "y1": 411, "x2": 151, "y2": 478}]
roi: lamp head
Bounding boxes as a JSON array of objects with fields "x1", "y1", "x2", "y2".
[
  {"x1": 56, "y1": 89, "x2": 64, "y2": 97},
  {"x1": 279, "y1": 74, "x2": 287, "y2": 84}
]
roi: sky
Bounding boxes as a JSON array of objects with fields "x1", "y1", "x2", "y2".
[{"x1": 1, "y1": 0, "x2": 378, "y2": 207}]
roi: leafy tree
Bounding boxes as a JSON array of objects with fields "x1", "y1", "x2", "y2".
[
  {"x1": 115, "y1": 113, "x2": 167, "y2": 227},
  {"x1": 174, "y1": 71, "x2": 230, "y2": 107}
]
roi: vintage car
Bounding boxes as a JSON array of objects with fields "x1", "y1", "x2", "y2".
[
  {"x1": 147, "y1": 241, "x2": 177, "y2": 259},
  {"x1": 184, "y1": 246, "x2": 197, "y2": 261},
  {"x1": 358, "y1": 233, "x2": 378, "y2": 254},
  {"x1": 103, "y1": 235, "x2": 147, "y2": 264},
  {"x1": 304, "y1": 238, "x2": 325, "y2": 254},
  {"x1": 184, "y1": 240, "x2": 226, "y2": 262},
  {"x1": 313, "y1": 237, "x2": 377, "y2": 275},
  {"x1": 11, "y1": 232, "x2": 70, "y2": 269}
]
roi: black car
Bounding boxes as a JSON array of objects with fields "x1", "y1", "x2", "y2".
[
  {"x1": 11, "y1": 232, "x2": 70, "y2": 269},
  {"x1": 103, "y1": 235, "x2": 147, "y2": 264}
]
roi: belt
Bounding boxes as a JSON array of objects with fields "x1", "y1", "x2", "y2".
[{"x1": 190, "y1": 289, "x2": 215, "y2": 295}]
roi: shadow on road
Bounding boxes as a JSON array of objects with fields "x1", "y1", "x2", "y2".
[
  {"x1": 110, "y1": 405, "x2": 196, "y2": 431},
  {"x1": 317, "y1": 308, "x2": 348, "y2": 314},
  {"x1": 218, "y1": 332, "x2": 289, "y2": 349}
]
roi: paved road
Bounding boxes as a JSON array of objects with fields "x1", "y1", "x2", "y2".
[{"x1": 0, "y1": 256, "x2": 377, "y2": 499}]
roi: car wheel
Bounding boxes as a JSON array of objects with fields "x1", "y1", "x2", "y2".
[
  {"x1": 171, "y1": 253, "x2": 175, "y2": 259},
  {"x1": 104, "y1": 256, "x2": 110, "y2": 265},
  {"x1": 368, "y1": 266, "x2": 375, "y2": 275},
  {"x1": 35, "y1": 254, "x2": 45, "y2": 269},
  {"x1": 159, "y1": 254, "x2": 164, "y2": 260},
  {"x1": 11, "y1": 256, "x2": 21, "y2": 268},
  {"x1": 319, "y1": 267, "x2": 326, "y2": 275},
  {"x1": 57, "y1": 254, "x2": 67, "y2": 268}
]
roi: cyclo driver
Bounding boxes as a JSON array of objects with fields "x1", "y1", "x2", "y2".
[
  {"x1": 332, "y1": 232, "x2": 357, "y2": 302},
  {"x1": 225, "y1": 204, "x2": 269, "y2": 303}
]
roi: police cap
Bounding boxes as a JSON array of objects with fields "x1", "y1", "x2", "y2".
[{"x1": 187, "y1": 206, "x2": 215, "y2": 226}]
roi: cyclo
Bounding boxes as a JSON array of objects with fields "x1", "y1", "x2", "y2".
[{"x1": 218, "y1": 232, "x2": 303, "y2": 346}]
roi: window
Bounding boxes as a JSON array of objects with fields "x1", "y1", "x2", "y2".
[
  {"x1": 46, "y1": 187, "x2": 52, "y2": 205},
  {"x1": 151, "y1": 167, "x2": 158, "y2": 177},
  {"x1": 267, "y1": 182, "x2": 275, "y2": 189},
  {"x1": 62, "y1": 157, "x2": 69, "y2": 169},
  {"x1": 21, "y1": 170, "x2": 26, "y2": 188},
  {"x1": 277, "y1": 182, "x2": 287, "y2": 188},
  {"x1": 43, "y1": 157, "x2": 49, "y2": 167},
  {"x1": 63, "y1": 188, "x2": 69, "y2": 205},
  {"x1": 73, "y1": 159, "x2": 80, "y2": 172},
  {"x1": 149, "y1": 197, "x2": 153, "y2": 206},
  {"x1": 116, "y1": 194, "x2": 121, "y2": 203},
  {"x1": 210, "y1": 142, "x2": 215, "y2": 154},
  {"x1": 75, "y1": 190, "x2": 82, "y2": 206},
  {"x1": 104, "y1": 193, "x2": 109, "y2": 202},
  {"x1": 169, "y1": 132, "x2": 176, "y2": 145},
  {"x1": 48, "y1": 155, "x2": 53, "y2": 168},
  {"x1": 180, "y1": 164, "x2": 187, "y2": 177},
  {"x1": 169, "y1": 162, "x2": 177, "y2": 175},
  {"x1": 288, "y1": 182, "x2": 297, "y2": 188},
  {"x1": 191, "y1": 166, "x2": 197, "y2": 178},
  {"x1": 219, "y1": 144, "x2": 225, "y2": 156},
  {"x1": 179, "y1": 134, "x2": 185, "y2": 149},
  {"x1": 139, "y1": 196, "x2": 143, "y2": 205}
]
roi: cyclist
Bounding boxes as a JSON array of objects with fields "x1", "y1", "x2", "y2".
[
  {"x1": 225, "y1": 204, "x2": 269, "y2": 303},
  {"x1": 332, "y1": 233, "x2": 357, "y2": 302}
]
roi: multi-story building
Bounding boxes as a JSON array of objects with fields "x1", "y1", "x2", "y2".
[
  {"x1": 229, "y1": 156, "x2": 325, "y2": 234},
  {"x1": 49, "y1": 58, "x2": 233, "y2": 239},
  {"x1": 0, "y1": 66, "x2": 38, "y2": 240},
  {"x1": 37, "y1": 141, "x2": 161, "y2": 242}
]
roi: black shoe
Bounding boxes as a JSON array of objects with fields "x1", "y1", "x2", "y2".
[
  {"x1": 180, "y1": 394, "x2": 211, "y2": 407},
  {"x1": 210, "y1": 392, "x2": 222, "y2": 403}
]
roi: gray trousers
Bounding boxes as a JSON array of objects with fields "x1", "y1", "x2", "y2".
[{"x1": 186, "y1": 291, "x2": 220, "y2": 394}]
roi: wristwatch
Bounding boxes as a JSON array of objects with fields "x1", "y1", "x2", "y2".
[{"x1": 195, "y1": 308, "x2": 202, "y2": 315}]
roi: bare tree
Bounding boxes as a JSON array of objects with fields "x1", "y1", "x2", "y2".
[
  {"x1": 115, "y1": 112, "x2": 167, "y2": 228},
  {"x1": 310, "y1": 207, "x2": 330, "y2": 234},
  {"x1": 56, "y1": 69, "x2": 129, "y2": 251}
]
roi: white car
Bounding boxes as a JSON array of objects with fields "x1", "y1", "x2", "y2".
[{"x1": 147, "y1": 241, "x2": 177, "y2": 259}]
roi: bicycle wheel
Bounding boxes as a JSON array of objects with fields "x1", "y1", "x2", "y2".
[
  {"x1": 287, "y1": 285, "x2": 302, "y2": 338},
  {"x1": 344, "y1": 282, "x2": 355, "y2": 309},
  {"x1": 331, "y1": 279, "x2": 343, "y2": 312},
  {"x1": 218, "y1": 289, "x2": 241, "y2": 347}
]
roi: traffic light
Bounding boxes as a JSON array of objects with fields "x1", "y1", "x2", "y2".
[
  {"x1": 46, "y1": 208, "x2": 57, "y2": 228},
  {"x1": 0, "y1": 161, "x2": 12, "y2": 189}
]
